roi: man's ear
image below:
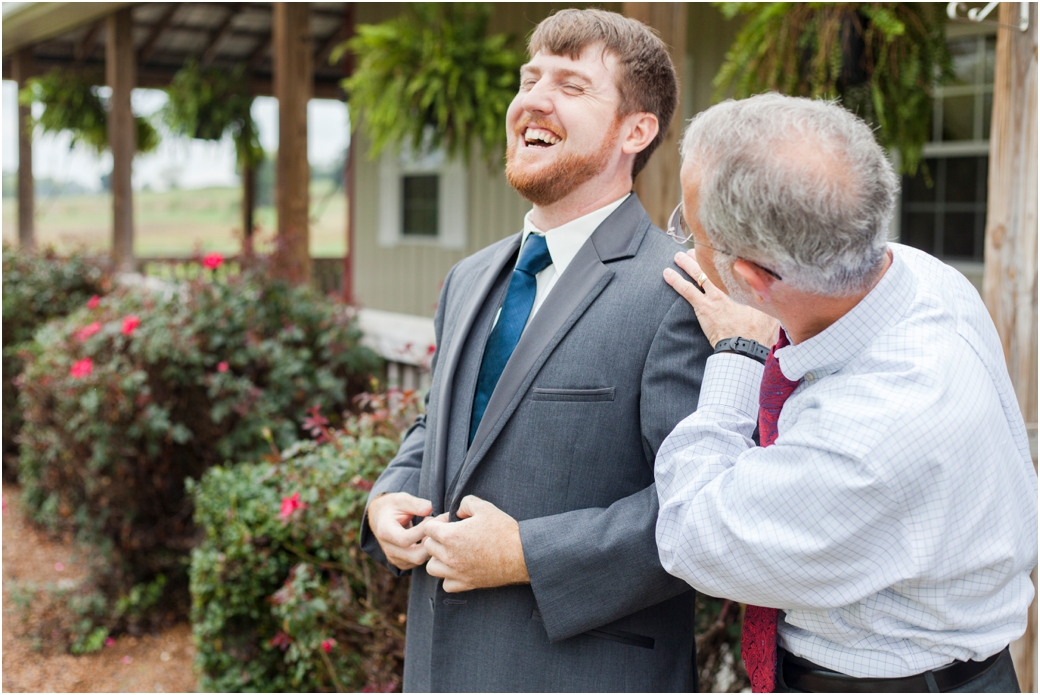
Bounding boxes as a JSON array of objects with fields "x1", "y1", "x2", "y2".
[
  {"x1": 621, "y1": 112, "x2": 659, "y2": 155},
  {"x1": 733, "y1": 259, "x2": 777, "y2": 305}
]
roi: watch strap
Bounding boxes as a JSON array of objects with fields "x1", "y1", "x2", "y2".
[{"x1": 714, "y1": 337, "x2": 770, "y2": 365}]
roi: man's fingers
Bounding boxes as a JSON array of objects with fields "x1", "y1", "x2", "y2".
[
  {"x1": 393, "y1": 493, "x2": 434, "y2": 518},
  {"x1": 381, "y1": 519, "x2": 428, "y2": 548},
  {"x1": 423, "y1": 536, "x2": 449, "y2": 562},
  {"x1": 664, "y1": 266, "x2": 706, "y2": 307},
  {"x1": 422, "y1": 516, "x2": 451, "y2": 543},
  {"x1": 426, "y1": 557, "x2": 450, "y2": 580},
  {"x1": 442, "y1": 578, "x2": 469, "y2": 593},
  {"x1": 456, "y1": 494, "x2": 490, "y2": 519}
]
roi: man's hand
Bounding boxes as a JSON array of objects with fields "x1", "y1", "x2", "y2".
[
  {"x1": 367, "y1": 492, "x2": 434, "y2": 571},
  {"x1": 423, "y1": 495, "x2": 529, "y2": 593},
  {"x1": 665, "y1": 250, "x2": 779, "y2": 348}
]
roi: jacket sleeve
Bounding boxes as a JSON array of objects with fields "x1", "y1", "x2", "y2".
[
  {"x1": 359, "y1": 267, "x2": 454, "y2": 576},
  {"x1": 518, "y1": 295, "x2": 713, "y2": 642}
]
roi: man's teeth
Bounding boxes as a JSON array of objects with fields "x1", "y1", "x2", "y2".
[{"x1": 524, "y1": 128, "x2": 561, "y2": 145}]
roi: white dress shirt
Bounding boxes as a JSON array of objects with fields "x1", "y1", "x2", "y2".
[
  {"x1": 655, "y1": 243, "x2": 1038, "y2": 678},
  {"x1": 495, "y1": 194, "x2": 629, "y2": 331}
]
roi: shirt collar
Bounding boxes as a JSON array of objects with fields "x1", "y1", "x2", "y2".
[
  {"x1": 777, "y1": 246, "x2": 917, "y2": 382},
  {"x1": 519, "y1": 193, "x2": 630, "y2": 276}
]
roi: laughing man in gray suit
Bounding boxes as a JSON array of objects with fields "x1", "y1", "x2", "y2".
[{"x1": 360, "y1": 9, "x2": 713, "y2": 692}]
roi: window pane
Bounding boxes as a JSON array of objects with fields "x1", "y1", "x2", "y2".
[
  {"x1": 984, "y1": 36, "x2": 997, "y2": 84},
  {"x1": 903, "y1": 212, "x2": 936, "y2": 254},
  {"x1": 945, "y1": 157, "x2": 978, "y2": 202},
  {"x1": 948, "y1": 36, "x2": 981, "y2": 86},
  {"x1": 982, "y1": 91, "x2": 993, "y2": 139},
  {"x1": 942, "y1": 95, "x2": 975, "y2": 141},
  {"x1": 942, "y1": 212, "x2": 977, "y2": 259},
  {"x1": 903, "y1": 159, "x2": 937, "y2": 203},
  {"x1": 402, "y1": 175, "x2": 439, "y2": 237}
]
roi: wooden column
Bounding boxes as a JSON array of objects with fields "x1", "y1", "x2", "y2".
[
  {"x1": 12, "y1": 48, "x2": 35, "y2": 250},
  {"x1": 623, "y1": 2, "x2": 687, "y2": 229},
  {"x1": 106, "y1": 8, "x2": 136, "y2": 272},
  {"x1": 984, "y1": 3, "x2": 1037, "y2": 691},
  {"x1": 273, "y1": 2, "x2": 312, "y2": 285},
  {"x1": 241, "y1": 160, "x2": 256, "y2": 256},
  {"x1": 342, "y1": 2, "x2": 356, "y2": 304}
]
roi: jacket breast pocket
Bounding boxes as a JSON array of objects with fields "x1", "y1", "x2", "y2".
[{"x1": 528, "y1": 387, "x2": 615, "y2": 403}]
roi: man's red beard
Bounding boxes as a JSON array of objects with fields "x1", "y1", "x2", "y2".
[{"x1": 505, "y1": 118, "x2": 621, "y2": 207}]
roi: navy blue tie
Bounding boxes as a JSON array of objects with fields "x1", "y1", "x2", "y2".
[{"x1": 470, "y1": 234, "x2": 553, "y2": 444}]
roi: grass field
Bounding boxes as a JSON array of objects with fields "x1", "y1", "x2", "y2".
[{"x1": 2, "y1": 181, "x2": 348, "y2": 258}]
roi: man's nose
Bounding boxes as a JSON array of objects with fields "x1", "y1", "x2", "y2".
[{"x1": 520, "y1": 80, "x2": 554, "y2": 115}]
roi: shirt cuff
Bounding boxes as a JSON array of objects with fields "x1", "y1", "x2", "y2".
[{"x1": 698, "y1": 352, "x2": 764, "y2": 418}]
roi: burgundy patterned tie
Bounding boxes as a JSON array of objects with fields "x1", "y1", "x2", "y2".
[{"x1": 741, "y1": 331, "x2": 799, "y2": 693}]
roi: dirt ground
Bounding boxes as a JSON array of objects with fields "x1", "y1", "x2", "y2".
[{"x1": 2, "y1": 485, "x2": 197, "y2": 693}]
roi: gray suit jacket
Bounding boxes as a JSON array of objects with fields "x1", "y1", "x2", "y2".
[{"x1": 360, "y1": 195, "x2": 713, "y2": 692}]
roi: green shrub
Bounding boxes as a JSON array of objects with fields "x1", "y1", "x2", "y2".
[
  {"x1": 190, "y1": 390, "x2": 421, "y2": 692},
  {"x1": 2, "y1": 244, "x2": 111, "y2": 480},
  {"x1": 16, "y1": 259, "x2": 381, "y2": 640}
]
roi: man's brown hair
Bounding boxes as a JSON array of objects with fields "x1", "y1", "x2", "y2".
[{"x1": 528, "y1": 9, "x2": 678, "y2": 178}]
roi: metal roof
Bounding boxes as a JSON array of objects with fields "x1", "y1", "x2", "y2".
[{"x1": 2, "y1": 2, "x2": 352, "y2": 99}]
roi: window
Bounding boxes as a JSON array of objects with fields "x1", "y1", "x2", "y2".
[
  {"x1": 898, "y1": 28, "x2": 994, "y2": 268},
  {"x1": 378, "y1": 144, "x2": 467, "y2": 249}
]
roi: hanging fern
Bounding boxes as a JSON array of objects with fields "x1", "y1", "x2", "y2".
[
  {"x1": 162, "y1": 59, "x2": 263, "y2": 169},
  {"x1": 714, "y1": 3, "x2": 953, "y2": 175},
  {"x1": 334, "y1": 3, "x2": 525, "y2": 163},
  {"x1": 18, "y1": 69, "x2": 159, "y2": 154}
]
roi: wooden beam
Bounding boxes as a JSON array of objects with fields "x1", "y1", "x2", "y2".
[
  {"x1": 273, "y1": 2, "x2": 312, "y2": 285},
  {"x1": 107, "y1": 8, "x2": 136, "y2": 272},
  {"x1": 342, "y1": 2, "x2": 355, "y2": 304},
  {"x1": 12, "y1": 47, "x2": 34, "y2": 249},
  {"x1": 137, "y1": 3, "x2": 180, "y2": 64},
  {"x1": 201, "y1": 7, "x2": 240, "y2": 66},
  {"x1": 75, "y1": 20, "x2": 104, "y2": 64},
  {"x1": 985, "y1": 3, "x2": 1038, "y2": 691},
  {"x1": 622, "y1": 2, "x2": 687, "y2": 230}
]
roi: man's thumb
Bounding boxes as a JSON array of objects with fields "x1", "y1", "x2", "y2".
[
  {"x1": 456, "y1": 494, "x2": 487, "y2": 519},
  {"x1": 399, "y1": 494, "x2": 433, "y2": 517}
]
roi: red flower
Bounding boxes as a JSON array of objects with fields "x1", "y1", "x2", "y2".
[
  {"x1": 321, "y1": 638, "x2": 336, "y2": 653},
  {"x1": 202, "y1": 252, "x2": 224, "y2": 270},
  {"x1": 70, "y1": 358, "x2": 94, "y2": 379},
  {"x1": 76, "y1": 322, "x2": 101, "y2": 341},
  {"x1": 217, "y1": 361, "x2": 229, "y2": 373},
  {"x1": 352, "y1": 478, "x2": 373, "y2": 492},
  {"x1": 279, "y1": 492, "x2": 306, "y2": 520},
  {"x1": 269, "y1": 631, "x2": 292, "y2": 651},
  {"x1": 86, "y1": 295, "x2": 101, "y2": 309},
  {"x1": 121, "y1": 315, "x2": 141, "y2": 336}
]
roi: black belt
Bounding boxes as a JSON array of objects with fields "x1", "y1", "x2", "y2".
[{"x1": 778, "y1": 646, "x2": 1006, "y2": 693}]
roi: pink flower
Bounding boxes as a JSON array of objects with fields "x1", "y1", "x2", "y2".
[
  {"x1": 54, "y1": 562, "x2": 64, "y2": 572},
  {"x1": 70, "y1": 358, "x2": 94, "y2": 379},
  {"x1": 269, "y1": 631, "x2": 292, "y2": 651},
  {"x1": 121, "y1": 655, "x2": 133, "y2": 665},
  {"x1": 202, "y1": 252, "x2": 224, "y2": 270},
  {"x1": 217, "y1": 361, "x2": 229, "y2": 373},
  {"x1": 278, "y1": 492, "x2": 306, "y2": 520},
  {"x1": 104, "y1": 636, "x2": 116, "y2": 647},
  {"x1": 321, "y1": 638, "x2": 336, "y2": 653},
  {"x1": 76, "y1": 322, "x2": 101, "y2": 342},
  {"x1": 352, "y1": 478, "x2": 373, "y2": 492},
  {"x1": 121, "y1": 315, "x2": 141, "y2": 336},
  {"x1": 86, "y1": 295, "x2": 101, "y2": 309}
]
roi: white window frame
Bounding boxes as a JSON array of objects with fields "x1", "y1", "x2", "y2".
[{"x1": 378, "y1": 145, "x2": 467, "y2": 250}]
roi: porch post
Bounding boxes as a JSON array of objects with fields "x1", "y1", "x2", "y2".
[
  {"x1": 12, "y1": 47, "x2": 35, "y2": 249},
  {"x1": 106, "y1": 8, "x2": 136, "y2": 272}
]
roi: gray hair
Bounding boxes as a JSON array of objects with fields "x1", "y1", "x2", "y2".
[{"x1": 680, "y1": 93, "x2": 899, "y2": 296}]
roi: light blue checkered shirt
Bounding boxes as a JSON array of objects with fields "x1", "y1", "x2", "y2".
[{"x1": 655, "y1": 244, "x2": 1038, "y2": 678}]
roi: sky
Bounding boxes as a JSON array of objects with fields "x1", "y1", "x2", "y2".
[{"x1": 2, "y1": 80, "x2": 350, "y2": 192}]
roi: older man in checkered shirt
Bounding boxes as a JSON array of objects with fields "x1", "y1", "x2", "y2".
[{"x1": 656, "y1": 94, "x2": 1037, "y2": 693}]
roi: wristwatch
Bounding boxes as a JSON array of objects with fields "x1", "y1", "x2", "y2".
[{"x1": 713, "y1": 337, "x2": 770, "y2": 365}]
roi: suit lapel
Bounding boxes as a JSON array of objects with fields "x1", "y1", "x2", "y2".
[
  {"x1": 448, "y1": 194, "x2": 651, "y2": 510},
  {"x1": 428, "y1": 235, "x2": 521, "y2": 511}
]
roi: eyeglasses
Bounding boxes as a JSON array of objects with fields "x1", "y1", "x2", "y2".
[{"x1": 666, "y1": 203, "x2": 783, "y2": 282}]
